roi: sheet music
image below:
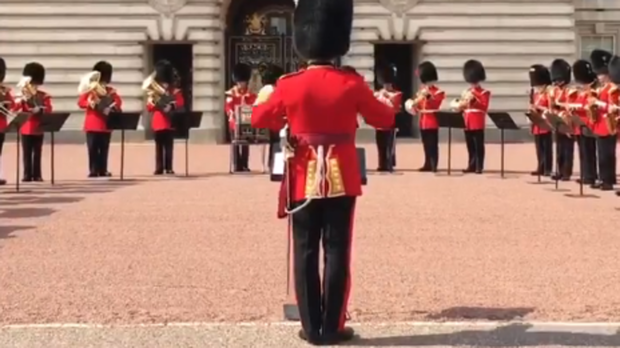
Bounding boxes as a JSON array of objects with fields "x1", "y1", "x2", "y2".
[{"x1": 272, "y1": 152, "x2": 285, "y2": 175}]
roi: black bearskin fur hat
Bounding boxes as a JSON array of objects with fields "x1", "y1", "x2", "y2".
[
  {"x1": 417, "y1": 61, "x2": 438, "y2": 84},
  {"x1": 293, "y1": 0, "x2": 353, "y2": 61},
  {"x1": 154, "y1": 60, "x2": 174, "y2": 85},
  {"x1": 608, "y1": 56, "x2": 620, "y2": 84},
  {"x1": 22, "y1": 62, "x2": 45, "y2": 85},
  {"x1": 550, "y1": 59, "x2": 571, "y2": 85},
  {"x1": 529, "y1": 64, "x2": 551, "y2": 87},
  {"x1": 261, "y1": 64, "x2": 284, "y2": 85},
  {"x1": 232, "y1": 63, "x2": 252, "y2": 83},
  {"x1": 590, "y1": 49, "x2": 612, "y2": 75},
  {"x1": 463, "y1": 60, "x2": 485, "y2": 84},
  {"x1": 0, "y1": 57, "x2": 5, "y2": 83},
  {"x1": 93, "y1": 60, "x2": 113, "y2": 84},
  {"x1": 572, "y1": 60, "x2": 597, "y2": 84},
  {"x1": 376, "y1": 64, "x2": 397, "y2": 85}
]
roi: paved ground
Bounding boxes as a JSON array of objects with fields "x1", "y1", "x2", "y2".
[{"x1": 2, "y1": 141, "x2": 620, "y2": 346}]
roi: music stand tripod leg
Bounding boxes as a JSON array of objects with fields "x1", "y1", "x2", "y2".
[
  {"x1": 15, "y1": 133, "x2": 20, "y2": 193},
  {"x1": 50, "y1": 131, "x2": 55, "y2": 185},
  {"x1": 500, "y1": 128, "x2": 505, "y2": 178},
  {"x1": 554, "y1": 130, "x2": 559, "y2": 190},
  {"x1": 185, "y1": 136, "x2": 189, "y2": 177},
  {"x1": 120, "y1": 129, "x2": 125, "y2": 181},
  {"x1": 447, "y1": 126, "x2": 452, "y2": 175}
]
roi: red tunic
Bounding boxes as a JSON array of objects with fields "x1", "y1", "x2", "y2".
[
  {"x1": 550, "y1": 85, "x2": 577, "y2": 135},
  {"x1": 251, "y1": 65, "x2": 394, "y2": 205},
  {"x1": 0, "y1": 87, "x2": 16, "y2": 132},
  {"x1": 373, "y1": 88, "x2": 401, "y2": 130},
  {"x1": 13, "y1": 90, "x2": 53, "y2": 135},
  {"x1": 531, "y1": 87, "x2": 550, "y2": 135},
  {"x1": 461, "y1": 86, "x2": 490, "y2": 130},
  {"x1": 573, "y1": 87, "x2": 596, "y2": 134},
  {"x1": 224, "y1": 87, "x2": 256, "y2": 131},
  {"x1": 148, "y1": 88, "x2": 185, "y2": 131},
  {"x1": 592, "y1": 83, "x2": 616, "y2": 137},
  {"x1": 78, "y1": 86, "x2": 123, "y2": 132},
  {"x1": 406, "y1": 84, "x2": 445, "y2": 130}
]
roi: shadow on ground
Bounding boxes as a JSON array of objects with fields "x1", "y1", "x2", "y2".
[{"x1": 426, "y1": 306, "x2": 535, "y2": 321}]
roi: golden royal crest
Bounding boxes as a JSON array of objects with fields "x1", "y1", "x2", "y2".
[{"x1": 245, "y1": 13, "x2": 268, "y2": 35}]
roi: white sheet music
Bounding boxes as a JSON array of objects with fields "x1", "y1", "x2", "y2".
[{"x1": 272, "y1": 152, "x2": 285, "y2": 175}]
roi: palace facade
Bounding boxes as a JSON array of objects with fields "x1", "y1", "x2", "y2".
[{"x1": 0, "y1": 0, "x2": 616, "y2": 142}]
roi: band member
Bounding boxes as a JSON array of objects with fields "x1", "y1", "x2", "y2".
[
  {"x1": 78, "y1": 61, "x2": 122, "y2": 177},
  {"x1": 251, "y1": 0, "x2": 394, "y2": 343},
  {"x1": 260, "y1": 63, "x2": 285, "y2": 170},
  {"x1": 297, "y1": 61, "x2": 308, "y2": 71},
  {"x1": 590, "y1": 49, "x2": 615, "y2": 190},
  {"x1": 374, "y1": 64, "x2": 401, "y2": 172},
  {"x1": 572, "y1": 59, "x2": 598, "y2": 185},
  {"x1": 607, "y1": 56, "x2": 620, "y2": 196},
  {"x1": 225, "y1": 63, "x2": 256, "y2": 172},
  {"x1": 527, "y1": 65, "x2": 553, "y2": 176},
  {"x1": 0, "y1": 57, "x2": 13, "y2": 185},
  {"x1": 148, "y1": 60, "x2": 185, "y2": 175},
  {"x1": 405, "y1": 61, "x2": 445, "y2": 172},
  {"x1": 452, "y1": 60, "x2": 490, "y2": 174},
  {"x1": 14, "y1": 62, "x2": 52, "y2": 182},
  {"x1": 549, "y1": 59, "x2": 575, "y2": 181}
]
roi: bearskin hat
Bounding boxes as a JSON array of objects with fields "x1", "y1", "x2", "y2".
[
  {"x1": 293, "y1": 0, "x2": 353, "y2": 61},
  {"x1": 154, "y1": 60, "x2": 174, "y2": 84},
  {"x1": 93, "y1": 60, "x2": 113, "y2": 84},
  {"x1": 376, "y1": 64, "x2": 397, "y2": 85},
  {"x1": 0, "y1": 57, "x2": 6, "y2": 83},
  {"x1": 608, "y1": 56, "x2": 620, "y2": 84},
  {"x1": 297, "y1": 61, "x2": 308, "y2": 71},
  {"x1": 463, "y1": 60, "x2": 485, "y2": 84},
  {"x1": 529, "y1": 64, "x2": 551, "y2": 87},
  {"x1": 232, "y1": 63, "x2": 252, "y2": 83},
  {"x1": 590, "y1": 49, "x2": 612, "y2": 75},
  {"x1": 417, "y1": 61, "x2": 438, "y2": 84},
  {"x1": 572, "y1": 59, "x2": 597, "y2": 84},
  {"x1": 22, "y1": 62, "x2": 45, "y2": 85},
  {"x1": 261, "y1": 64, "x2": 284, "y2": 85},
  {"x1": 550, "y1": 59, "x2": 571, "y2": 85}
]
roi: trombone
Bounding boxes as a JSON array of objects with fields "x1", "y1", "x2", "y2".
[{"x1": 0, "y1": 84, "x2": 18, "y2": 120}]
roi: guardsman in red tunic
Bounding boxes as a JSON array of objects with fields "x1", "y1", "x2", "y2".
[
  {"x1": 373, "y1": 64, "x2": 401, "y2": 172},
  {"x1": 78, "y1": 61, "x2": 123, "y2": 177},
  {"x1": 405, "y1": 61, "x2": 445, "y2": 172},
  {"x1": 607, "y1": 56, "x2": 620, "y2": 196},
  {"x1": 147, "y1": 60, "x2": 185, "y2": 175},
  {"x1": 225, "y1": 63, "x2": 256, "y2": 172},
  {"x1": 590, "y1": 49, "x2": 616, "y2": 190},
  {"x1": 0, "y1": 57, "x2": 14, "y2": 185},
  {"x1": 452, "y1": 60, "x2": 490, "y2": 174},
  {"x1": 571, "y1": 59, "x2": 599, "y2": 185},
  {"x1": 549, "y1": 59, "x2": 576, "y2": 181},
  {"x1": 251, "y1": 0, "x2": 394, "y2": 343},
  {"x1": 14, "y1": 62, "x2": 53, "y2": 182},
  {"x1": 527, "y1": 65, "x2": 553, "y2": 176}
]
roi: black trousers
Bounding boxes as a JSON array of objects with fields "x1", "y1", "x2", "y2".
[
  {"x1": 464, "y1": 130, "x2": 485, "y2": 171},
  {"x1": 268, "y1": 131, "x2": 279, "y2": 170},
  {"x1": 230, "y1": 131, "x2": 249, "y2": 170},
  {"x1": 577, "y1": 135, "x2": 598, "y2": 182},
  {"x1": 420, "y1": 129, "x2": 439, "y2": 170},
  {"x1": 0, "y1": 133, "x2": 5, "y2": 176},
  {"x1": 154, "y1": 130, "x2": 174, "y2": 172},
  {"x1": 21, "y1": 134, "x2": 44, "y2": 179},
  {"x1": 597, "y1": 135, "x2": 617, "y2": 185},
  {"x1": 86, "y1": 132, "x2": 111, "y2": 175},
  {"x1": 291, "y1": 196, "x2": 356, "y2": 336},
  {"x1": 555, "y1": 134, "x2": 575, "y2": 178},
  {"x1": 534, "y1": 133, "x2": 553, "y2": 174},
  {"x1": 375, "y1": 130, "x2": 395, "y2": 171}
]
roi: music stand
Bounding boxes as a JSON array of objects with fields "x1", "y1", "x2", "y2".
[
  {"x1": 436, "y1": 111, "x2": 466, "y2": 175},
  {"x1": 545, "y1": 113, "x2": 572, "y2": 191},
  {"x1": 525, "y1": 112, "x2": 552, "y2": 184},
  {"x1": 566, "y1": 115, "x2": 598, "y2": 199},
  {"x1": 38, "y1": 112, "x2": 70, "y2": 185},
  {"x1": 107, "y1": 112, "x2": 141, "y2": 181},
  {"x1": 6, "y1": 113, "x2": 30, "y2": 193},
  {"x1": 488, "y1": 112, "x2": 520, "y2": 178},
  {"x1": 172, "y1": 111, "x2": 203, "y2": 177}
]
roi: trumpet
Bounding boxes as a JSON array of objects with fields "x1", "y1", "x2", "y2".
[{"x1": 449, "y1": 89, "x2": 474, "y2": 110}]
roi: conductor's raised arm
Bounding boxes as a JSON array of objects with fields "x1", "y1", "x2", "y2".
[{"x1": 355, "y1": 80, "x2": 395, "y2": 129}]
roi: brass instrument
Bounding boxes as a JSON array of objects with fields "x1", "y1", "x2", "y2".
[
  {"x1": 410, "y1": 87, "x2": 431, "y2": 106},
  {"x1": 16, "y1": 76, "x2": 42, "y2": 108},
  {"x1": 0, "y1": 84, "x2": 17, "y2": 119},
  {"x1": 449, "y1": 89, "x2": 474, "y2": 111},
  {"x1": 584, "y1": 84, "x2": 599, "y2": 124},
  {"x1": 605, "y1": 86, "x2": 619, "y2": 135},
  {"x1": 78, "y1": 71, "x2": 116, "y2": 112},
  {"x1": 142, "y1": 72, "x2": 176, "y2": 115}
]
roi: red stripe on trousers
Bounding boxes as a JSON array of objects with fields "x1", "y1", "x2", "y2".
[{"x1": 338, "y1": 200, "x2": 356, "y2": 330}]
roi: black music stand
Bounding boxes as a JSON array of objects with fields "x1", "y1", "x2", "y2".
[
  {"x1": 488, "y1": 112, "x2": 519, "y2": 178},
  {"x1": 38, "y1": 112, "x2": 70, "y2": 185},
  {"x1": 525, "y1": 112, "x2": 552, "y2": 185},
  {"x1": 107, "y1": 112, "x2": 141, "y2": 181},
  {"x1": 545, "y1": 113, "x2": 572, "y2": 191},
  {"x1": 565, "y1": 115, "x2": 598, "y2": 199},
  {"x1": 6, "y1": 113, "x2": 30, "y2": 193},
  {"x1": 172, "y1": 111, "x2": 203, "y2": 177},
  {"x1": 436, "y1": 111, "x2": 465, "y2": 175}
]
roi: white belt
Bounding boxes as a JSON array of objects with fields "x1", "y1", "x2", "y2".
[
  {"x1": 464, "y1": 109, "x2": 486, "y2": 113},
  {"x1": 418, "y1": 110, "x2": 438, "y2": 114}
]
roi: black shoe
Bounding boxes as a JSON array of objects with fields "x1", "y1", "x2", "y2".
[
  {"x1": 591, "y1": 182, "x2": 602, "y2": 189},
  {"x1": 165, "y1": 170, "x2": 175, "y2": 175},
  {"x1": 551, "y1": 173, "x2": 562, "y2": 181},
  {"x1": 297, "y1": 329, "x2": 322, "y2": 345},
  {"x1": 322, "y1": 327, "x2": 355, "y2": 345},
  {"x1": 242, "y1": 167, "x2": 250, "y2": 172},
  {"x1": 530, "y1": 170, "x2": 542, "y2": 176},
  {"x1": 34, "y1": 177, "x2": 43, "y2": 182},
  {"x1": 615, "y1": 190, "x2": 620, "y2": 196},
  {"x1": 543, "y1": 172, "x2": 552, "y2": 177},
  {"x1": 475, "y1": 169, "x2": 483, "y2": 174},
  {"x1": 88, "y1": 173, "x2": 99, "y2": 178},
  {"x1": 462, "y1": 168, "x2": 475, "y2": 174},
  {"x1": 154, "y1": 170, "x2": 164, "y2": 175},
  {"x1": 99, "y1": 171, "x2": 112, "y2": 177},
  {"x1": 418, "y1": 166, "x2": 431, "y2": 172},
  {"x1": 601, "y1": 183, "x2": 614, "y2": 191},
  {"x1": 0, "y1": 179, "x2": 6, "y2": 185},
  {"x1": 22, "y1": 177, "x2": 32, "y2": 182},
  {"x1": 561, "y1": 176, "x2": 571, "y2": 182}
]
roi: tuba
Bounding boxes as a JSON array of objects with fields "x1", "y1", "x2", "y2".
[{"x1": 16, "y1": 76, "x2": 42, "y2": 108}]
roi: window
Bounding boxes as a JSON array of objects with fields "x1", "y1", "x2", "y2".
[{"x1": 580, "y1": 35, "x2": 615, "y2": 59}]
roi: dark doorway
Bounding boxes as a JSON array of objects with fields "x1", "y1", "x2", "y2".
[
  {"x1": 374, "y1": 44, "x2": 415, "y2": 137},
  {"x1": 147, "y1": 43, "x2": 194, "y2": 140}
]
